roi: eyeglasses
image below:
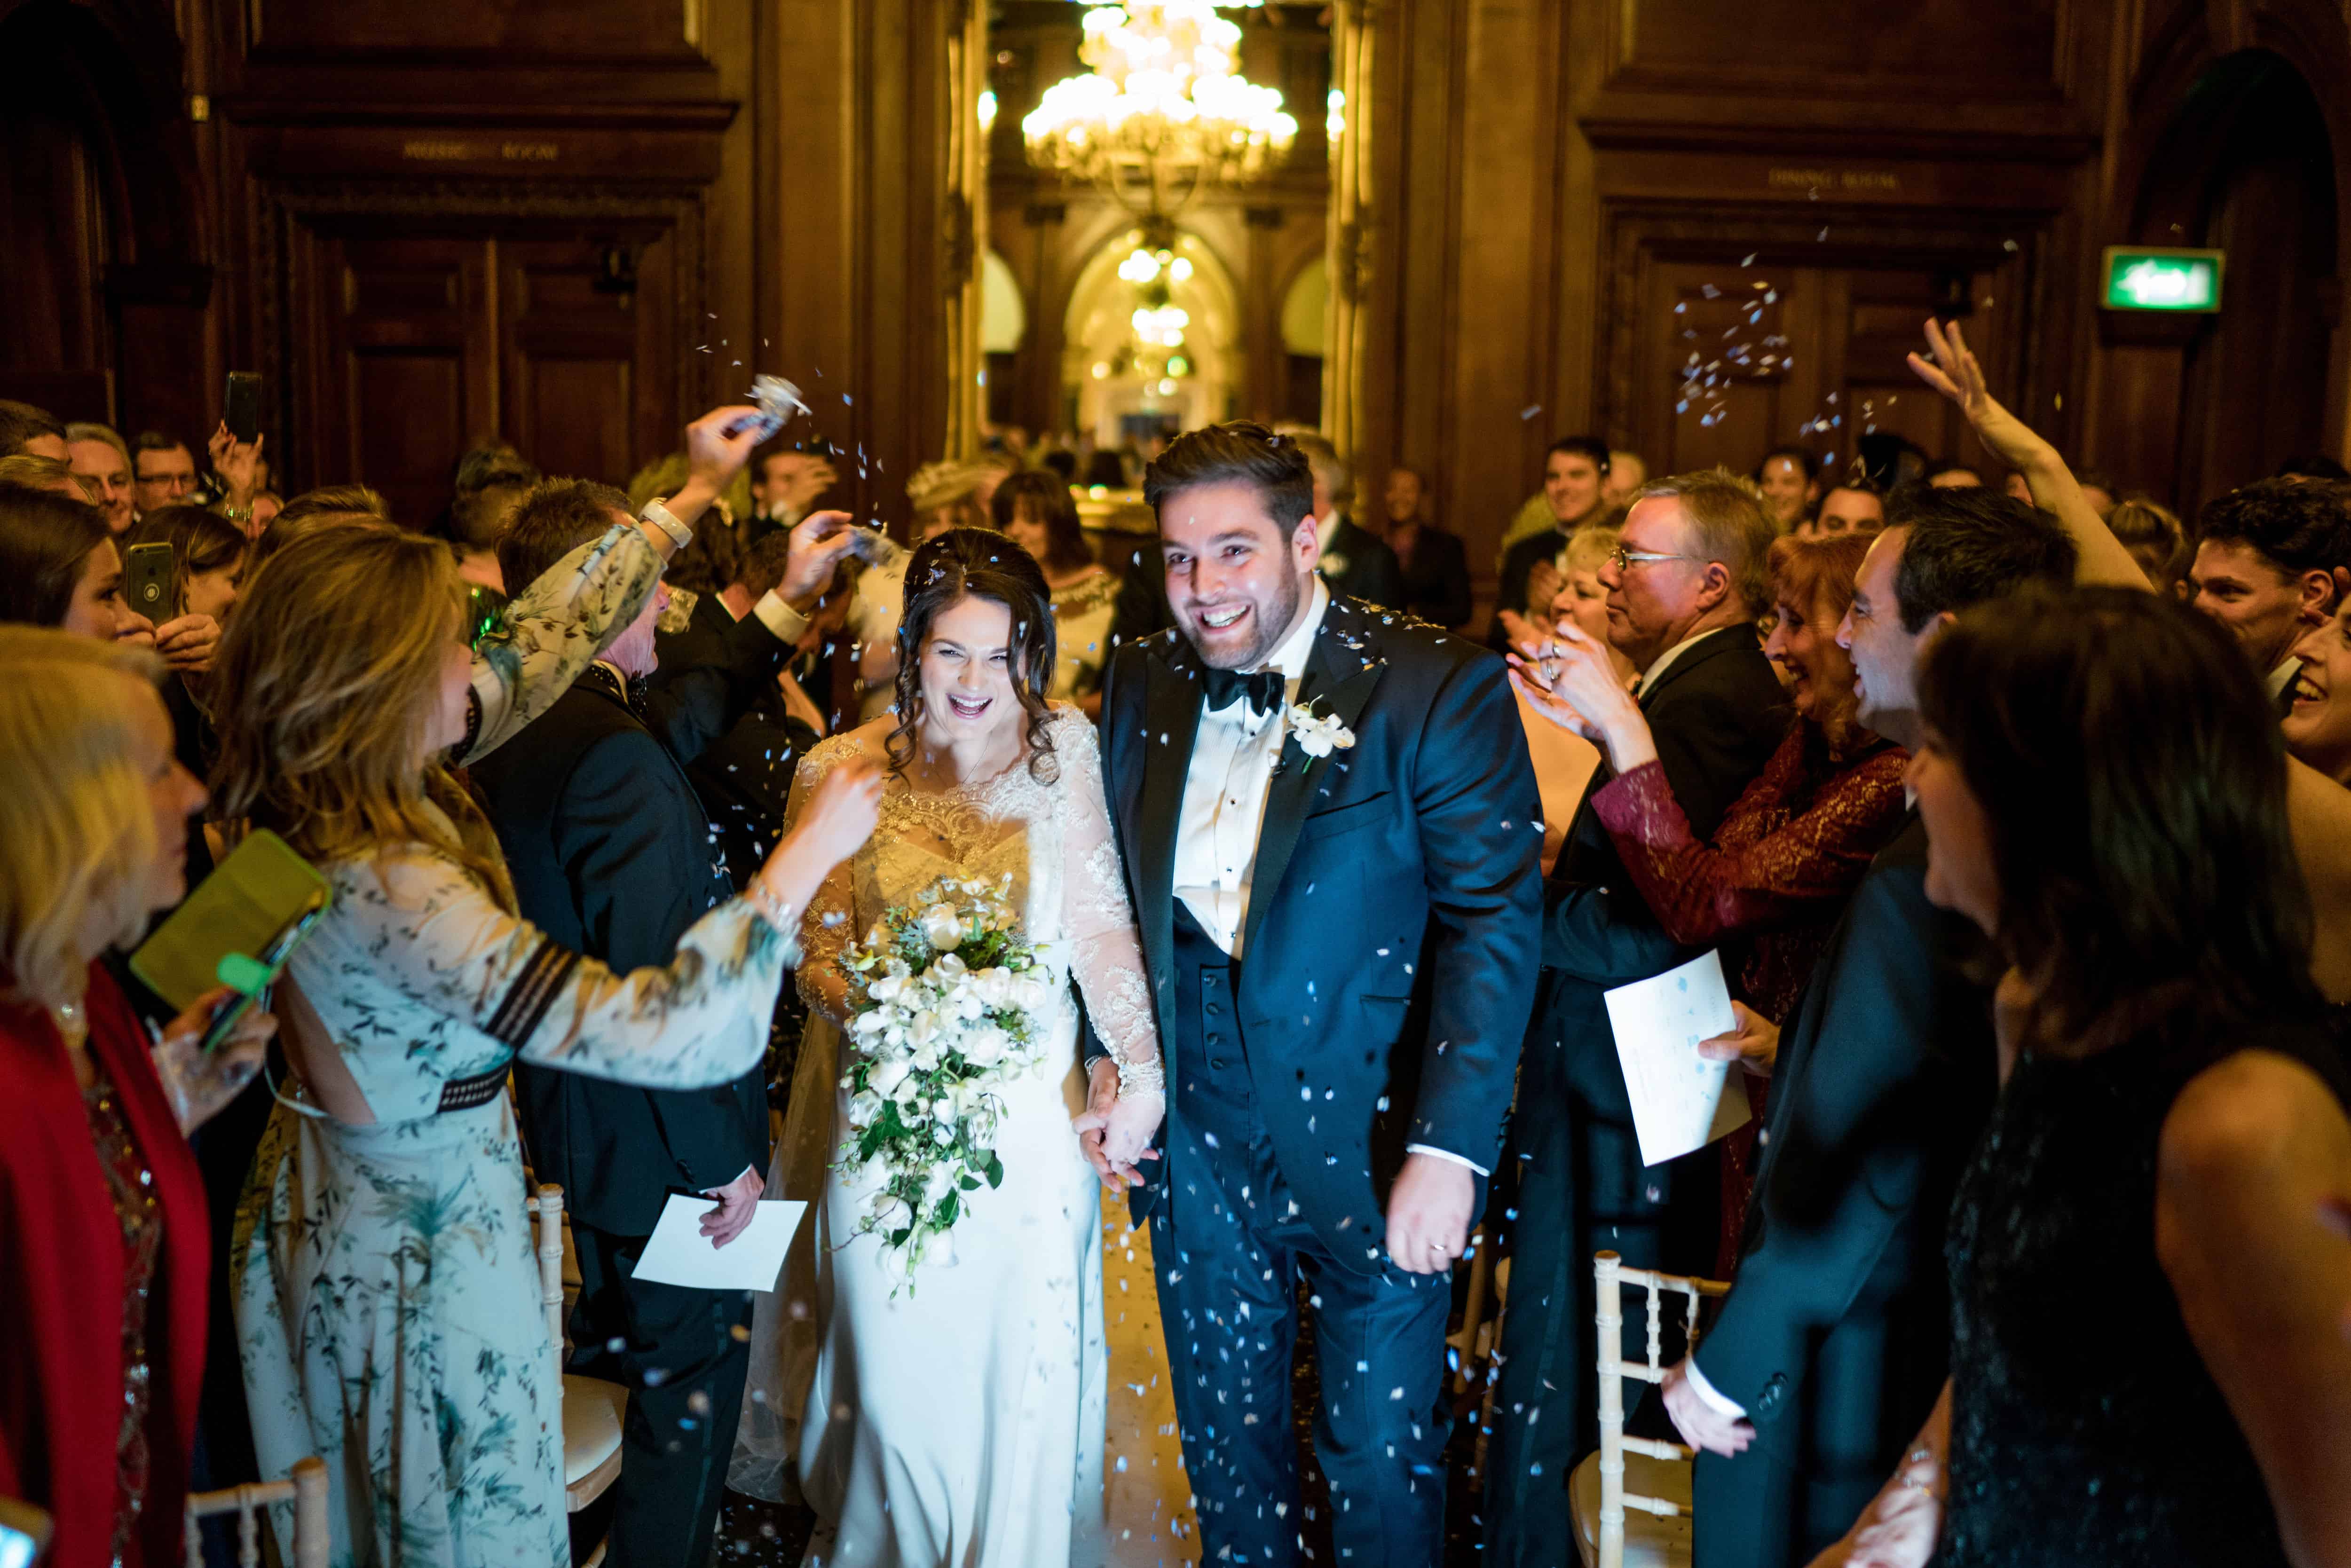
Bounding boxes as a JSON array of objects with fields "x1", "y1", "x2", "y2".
[{"x1": 1608, "y1": 545, "x2": 1707, "y2": 572}]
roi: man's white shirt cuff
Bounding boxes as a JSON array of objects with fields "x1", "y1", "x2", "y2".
[
  {"x1": 751, "y1": 589, "x2": 809, "y2": 646},
  {"x1": 1404, "y1": 1143, "x2": 1489, "y2": 1178},
  {"x1": 1683, "y1": 1357, "x2": 1747, "y2": 1420}
]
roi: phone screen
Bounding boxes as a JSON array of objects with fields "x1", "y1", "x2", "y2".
[{"x1": 225, "y1": 372, "x2": 263, "y2": 444}]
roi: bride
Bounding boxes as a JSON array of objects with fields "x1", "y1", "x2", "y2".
[{"x1": 733, "y1": 527, "x2": 1166, "y2": 1566}]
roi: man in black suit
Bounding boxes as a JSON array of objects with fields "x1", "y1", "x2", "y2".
[
  {"x1": 1084, "y1": 422, "x2": 1542, "y2": 1568},
  {"x1": 1664, "y1": 488, "x2": 2078, "y2": 1568},
  {"x1": 1484, "y1": 470, "x2": 1790, "y2": 1568},
  {"x1": 1286, "y1": 428, "x2": 1407, "y2": 609},
  {"x1": 471, "y1": 480, "x2": 854, "y2": 1568},
  {"x1": 655, "y1": 526, "x2": 828, "y2": 891}
]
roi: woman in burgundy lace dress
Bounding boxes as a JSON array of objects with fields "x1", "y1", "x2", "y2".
[{"x1": 1515, "y1": 531, "x2": 1908, "y2": 1271}]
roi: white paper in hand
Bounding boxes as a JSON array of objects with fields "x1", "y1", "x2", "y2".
[
  {"x1": 631, "y1": 1194, "x2": 807, "y2": 1293},
  {"x1": 1603, "y1": 949, "x2": 1753, "y2": 1169}
]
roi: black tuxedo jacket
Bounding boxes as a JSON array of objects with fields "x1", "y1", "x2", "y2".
[
  {"x1": 654, "y1": 592, "x2": 819, "y2": 890},
  {"x1": 1691, "y1": 813, "x2": 1995, "y2": 1450},
  {"x1": 1316, "y1": 518, "x2": 1405, "y2": 610},
  {"x1": 1540, "y1": 626, "x2": 1791, "y2": 1105},
  {"x1": 640, "y1": 591, "x2": 794, "y2": 768},
  {"x1": 471, "y1": 672, "x2": 768, "y2": 1237},
  {"x1": 1098, "y1": 594, "x2": 1544, "y2": 1267}
]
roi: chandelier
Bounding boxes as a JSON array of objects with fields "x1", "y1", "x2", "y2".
[{"x1": 1023, "y1": 2, "x2": 1299, "y2": 218}]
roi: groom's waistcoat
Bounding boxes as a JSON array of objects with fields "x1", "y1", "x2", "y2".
[{"x1": 1097, "y1": 594, "x2": 1545, "y2": 1266}]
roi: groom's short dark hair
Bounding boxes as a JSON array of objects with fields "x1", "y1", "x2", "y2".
[{"x1": 1143, "y1": 421, "x2": 1317, "y2": 536}]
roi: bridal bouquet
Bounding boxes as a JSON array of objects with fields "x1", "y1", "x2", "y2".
[{"x1": 835, "y1": 874, "x2": 1060, "y2": 1285}]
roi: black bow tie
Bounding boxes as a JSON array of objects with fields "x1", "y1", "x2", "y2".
[{"x1": 1202, "y1": 665, "x2": 1284, "y2": 717}]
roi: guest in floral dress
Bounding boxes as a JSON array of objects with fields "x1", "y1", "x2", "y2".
[
  {"x1": 1514, "y1": 531, "x2": 1909, "y2": 1270},
  {"x1": 0, "y1": 630, "x2": 277, "y2": 1568},
  {"x1": 212, "y1": 415, "x2": 887, "y2": 1568}
]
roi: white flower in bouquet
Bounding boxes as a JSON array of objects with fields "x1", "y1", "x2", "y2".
[
  {"x1": 847, "y1": 1088, "x2": 884, "y2": 1129},
  {"x1": 866, "y1": 1058, "x2": 911, "y2": 1099},
  {"x1": 963, "y1": 1023, "x2": 1009, "y2": 1068},
  {"x1": 920, "y1": 903, "x2": 967, "y2": 950}
]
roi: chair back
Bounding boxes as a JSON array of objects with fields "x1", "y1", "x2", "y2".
[
  {"x1": 1594, "y1": 1251, "x2": 1729, "y2": 1568},
  {"x1": 183, "y1": 1455, "x2": 329, "y2": 1568},
  {"x1": 525, "y1": 1182, "x2": 566, "y2": 1355}
]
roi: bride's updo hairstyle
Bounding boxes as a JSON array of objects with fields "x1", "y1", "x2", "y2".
[{"x1": 888, "y1": 525, "x2": 1059, "y2": 782}]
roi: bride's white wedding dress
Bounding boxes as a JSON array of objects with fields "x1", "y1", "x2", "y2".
[{"x1": 732, "y1": 708, "x2": 1168, "y2": 1568}]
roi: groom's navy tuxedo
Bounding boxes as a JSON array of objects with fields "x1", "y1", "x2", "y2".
[{"x1": 1099, "y1": 591, "x2": 1542, "y2": 1565}]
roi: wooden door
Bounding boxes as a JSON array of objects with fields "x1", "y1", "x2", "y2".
[
  {"x1": 313, "y1": 235, "x2": 496, "y2": 526},
  {"x1": 300, "y1": 227, "x2": 682, "y2": 524},
  {"x1": 1637, "y1": 257, "x2": 2000, "y2": 487},
  {"x1": 499, "y1": 233, "x2": 678, "y2": 494}
]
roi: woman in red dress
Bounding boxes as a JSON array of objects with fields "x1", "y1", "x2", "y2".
[
  {"x1": 0, "y1": 628, "x2": 273, "y2": 1568},
  {"x1": 1515, "y1": 531, "x2": 1908, "y2": 1271}
]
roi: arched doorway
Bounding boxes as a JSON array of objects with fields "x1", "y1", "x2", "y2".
[
  {"x1": 1062, "y1": 226, "x2": 1242, "y2": 448},
  {"x1": 2117, "y1": 49, "x2": 2343, "y2": 508}
]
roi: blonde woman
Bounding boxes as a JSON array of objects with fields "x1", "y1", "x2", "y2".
[
  {"x1": 215, "y1": 418, "x2": 887, "y2": 1568},
  {"x1": 0, "y1": 630, "x2": 275, "y2": 1568}
]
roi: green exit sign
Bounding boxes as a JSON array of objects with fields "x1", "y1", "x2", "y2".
[{"x1": 2102, "y1": 247, "x2": 2224, "y2": 313}]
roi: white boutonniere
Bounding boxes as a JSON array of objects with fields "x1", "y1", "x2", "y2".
[
  {"x1": 1285, "y1": 700, "x2": 1357, "y2": 759},
  {"x1": 1317, "y1": 551, "x2": 1349, "y2": 580}
]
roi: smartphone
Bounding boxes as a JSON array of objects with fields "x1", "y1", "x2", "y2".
[
  {"x1": 199, "y1": 892, "x2": 330, "y2": 1053},
  {"x1": 224, "y1": 370, "x2": 263, "y2": 444},
  {"x1": 124, "y1": 540, "x2": 174, "y2": 621}
]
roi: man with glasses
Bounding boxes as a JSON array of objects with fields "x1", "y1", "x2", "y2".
[{"x1": 1484, "y1": 469, "x2": 1790, "y2": 1568}]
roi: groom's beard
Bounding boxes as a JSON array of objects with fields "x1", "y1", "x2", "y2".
[{"x1": 1183, "y1": 567, "x2": 1304, "y2": 671}]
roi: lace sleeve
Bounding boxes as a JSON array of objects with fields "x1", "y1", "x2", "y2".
[
  {"x1": 1051, "y1": 712, "x2": 1160, "y2": 1071},
  {"x1": 784, "y1": 736, "x2": 863, "y2": 1026},
  {"x1": 327, "y1": 847, "x2": 794, "y2": 1089},
  {"x1": 460, "y1": 521, "x2": 663, "y2": 765}
]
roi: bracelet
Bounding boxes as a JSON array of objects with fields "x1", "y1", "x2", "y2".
[
  {"x1": 221, "y1": 502, "x2": 252, "y2": 523},
  {"x1": 744, "y1": 875, "x2": 794, "y2": 932},
  {"x1": 639, "y1": 498, "x2": 692, "y2": 550},
  {"x1": 1113, "y1": 1051, "x2": 1165, "y2": 1102}
]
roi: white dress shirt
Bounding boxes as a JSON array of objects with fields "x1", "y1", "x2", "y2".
[
  {"x1": 1313, "y1": 509, "x2": 1342, "y2": 565},
  {"x1": 1173, "y1": 582, "x2": 1329, "y2": 958},
  {"x1": 2269, "y1": 656, "x2": 2300, "y2": 704},
  {"x1": 1169, "y1": 579, "x2": 1485, "y2": 1176}
]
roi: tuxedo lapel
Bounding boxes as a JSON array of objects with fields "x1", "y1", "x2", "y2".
[
  {"x1": 1241, "y1": 608, "x2": 1386, "y2": 957},
  {"x1": 1137, "y1": 637, "x2": 1205, "y2": 1000}
]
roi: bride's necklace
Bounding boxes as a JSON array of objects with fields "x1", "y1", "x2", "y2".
[{"x1": 902, "y1": 728, "x2": 1025, "y2": 799}]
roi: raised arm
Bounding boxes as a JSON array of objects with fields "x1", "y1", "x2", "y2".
[
  {"x1": 1907, "y1": 319, "x2": 2150, "y2": 590},
  {"x1": 462, "y1": 402, "x2": 773, "y2": 764},
  {"x1": 462, "y1": 521, "x2": 665, "y2": 764},
  {"x1": 2159, "y1": 1050, "x2": 2351, "y2": 1568},
  {"x1": 320, "y1": 847, "x2": 797, "y2": 1092}
]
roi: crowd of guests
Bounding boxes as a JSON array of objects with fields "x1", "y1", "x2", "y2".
[{"x1": 4, "y1": 303, "x2": 2351, "y2": 1568}]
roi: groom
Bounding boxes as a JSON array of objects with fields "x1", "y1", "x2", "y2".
[{"x1": 1088, "y1": 423, "x2": 1542, "y2": 1566}]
